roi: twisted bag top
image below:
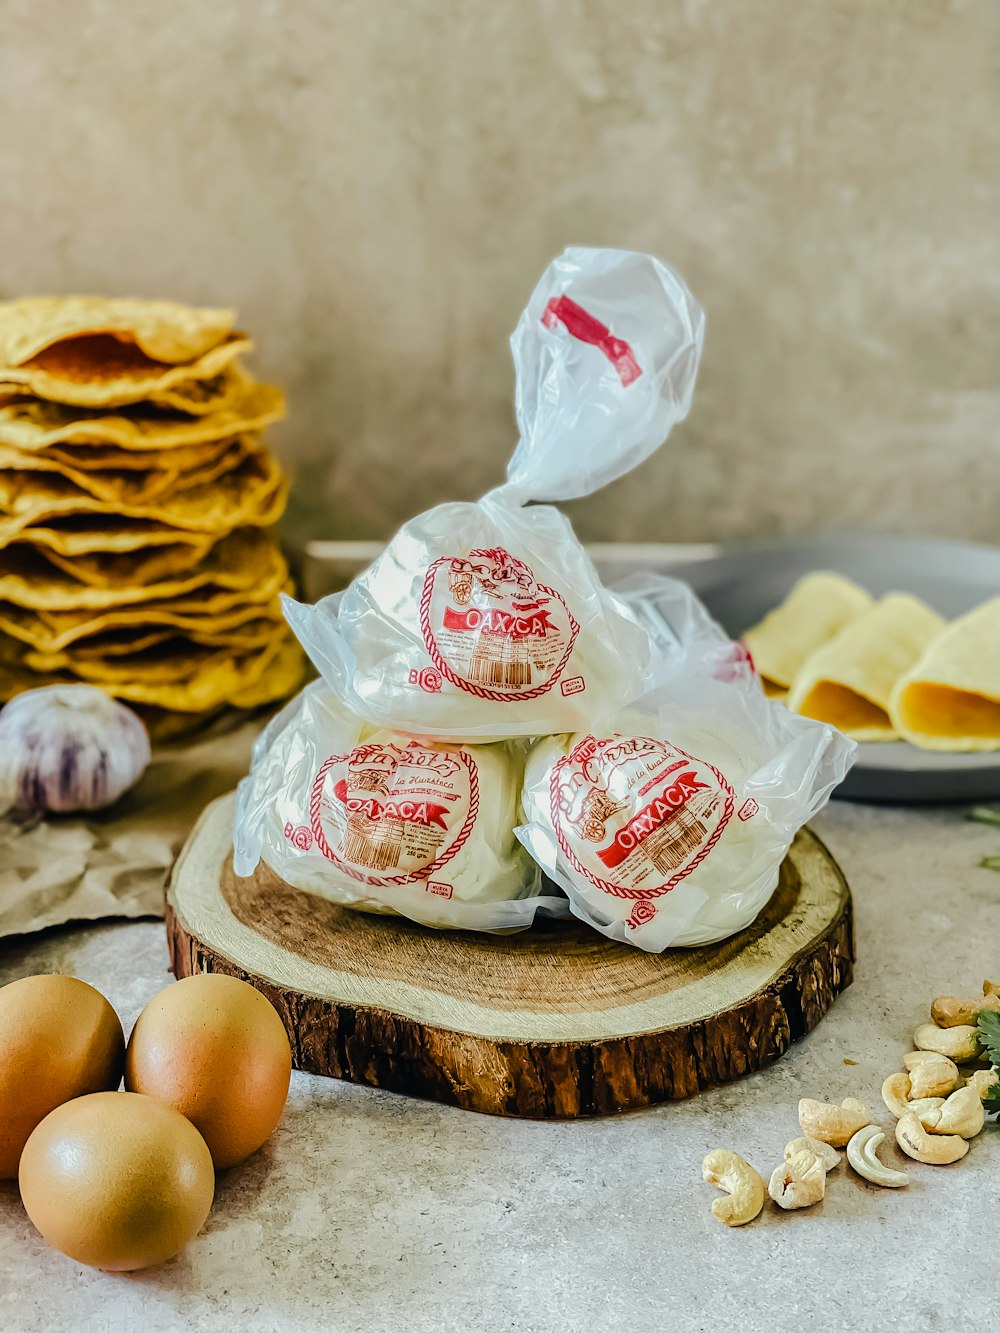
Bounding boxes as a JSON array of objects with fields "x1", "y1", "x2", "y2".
[{"x1": 285, "y1": 247, "x2": 706, "y2": 742}]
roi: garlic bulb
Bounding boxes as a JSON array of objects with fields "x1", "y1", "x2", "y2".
[{"x1": 0, "y1": 685, "x2": 151, "y2": 815}]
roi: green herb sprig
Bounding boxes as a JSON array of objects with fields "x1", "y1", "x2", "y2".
[
  {"x1": 968, "y1": 806, "x2": 1000, "y2": 828},
  {"x1": 976, "y1": 1009, "x2": 1000, "y2": 1117},
  {"x1": 967, "y1": 807, "x2": 1000, "y2": 872}
]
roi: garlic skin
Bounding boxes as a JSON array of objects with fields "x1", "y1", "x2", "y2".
[{"x1": 0, "y1": 686, "x2": 151, "y2": 815}]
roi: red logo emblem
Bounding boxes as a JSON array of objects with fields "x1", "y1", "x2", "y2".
[
  {"x1": 409, "y1": 667, "x2": 443, "y2": 693},
  {"x1": 627, "y1": 901, "x2": 657, "y2": 929},
  {"x1": 284, "y1": 822, "x2": 314, "y2": 851}
]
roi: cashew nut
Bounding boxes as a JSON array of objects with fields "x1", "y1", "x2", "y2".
[
  {"x1": 881, "y1": 1072, "x2": 912, "y2": 1119},
  {"x1": 880, "y1": 1073, "x2": 944, "y2": 1127},
  {"x1": 924, "y1": 1084, "x2": 986, "y2": 1139},
  {"x1": 984, "y1": 980, "x2": 1000, "y2": 998},
  {"x1": 702, "y1": 1149, "x2": 766, "y2": 1227},
  {"x1": 902, "y1": 1051, "x2": 960, "y2": 1098},
  {"x1": 798, "y1": 1097, "x2": 870, "y2": 1147},
  {"x1": 908, "y1": 1096, "x2": 947, "y2": 1125},
  {"x1": 913, "y1": 1023, "x2": 982, "y2": 1063},
  {"x1": 846, "y1": 1125, "x2": 909, "y2": 1188},
  {"x1": 966, "y1": 1068, "x2": 998, "y2": 1101},
  {"x1": 784, "y1": 1136, "x2": 840, "y2": 1173},
  {"x1": 931, "y1": 993, "x2": 1000, "y2": 1027},
  {"x1": 895, "y1": 1112, "x2": 969, "y2": 1165},
  {"x1": 768, "y1": 1149, "x2": 827, "y2": 1210}
]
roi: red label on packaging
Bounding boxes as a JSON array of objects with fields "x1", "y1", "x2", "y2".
[
  {"x1": 308, "y1": 742, "x2": 478, "y2": 887},
  {"x1": 550, "y1": 735, "x2": 735, "y2": 901},
  {"x1": 420, "y1": 546, "x2": 580, "y2": 701},
  {"x1": 441, "y1": 605, "x2": 556, "y2": 638},
  {"x1": 596, "y1": 770, "x2": 711, "y2": 869}
]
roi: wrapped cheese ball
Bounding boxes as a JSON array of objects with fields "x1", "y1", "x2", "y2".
[
  {"x1": 517, "y1": 576, "x2": 856, "y2": 952},
  {"x1": 233, "y1": 681, "x2": 566, "y2": 932},
  {"x1": 285, "y1": 247, "x2": 704, "y2": 742}
]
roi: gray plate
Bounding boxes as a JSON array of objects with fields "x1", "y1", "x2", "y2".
[{"x1": 659, "y1": 534, "x2": 1000, "y2": 804}]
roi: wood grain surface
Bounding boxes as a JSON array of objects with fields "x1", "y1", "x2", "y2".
[{"x1": 166, "y1": 794, "x2": 854, "y2": 1117}]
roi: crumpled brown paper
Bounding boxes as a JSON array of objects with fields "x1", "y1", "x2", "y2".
[{"x1": 0, "y1": 717, "x2": 262, "y2": 939}]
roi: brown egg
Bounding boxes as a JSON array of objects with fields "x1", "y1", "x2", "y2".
[
  {"x1": 0, "y1": 974, "x2": 125, "y2": 1178},
  {"x1": 125, "y1": 973, "x2": 291, "y2": 1169},
  {"x1": 18, "y1": 1091, "x2": 215, "y2": 1271}
]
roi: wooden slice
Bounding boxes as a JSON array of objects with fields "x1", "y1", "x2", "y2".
[{"x1": 166, "y1": 793, "x2": 854, "y2": 1119}]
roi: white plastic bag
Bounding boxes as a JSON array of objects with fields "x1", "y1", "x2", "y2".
[
  {"x1": 284, "y1": 247, "x2": 705, "y2": 742},
  {"x1": 516, "y1": 576, "x2": 856, "y2": 952},
  {"x1": 233, "y1": 680, "x2": 567, "y2": 932}
]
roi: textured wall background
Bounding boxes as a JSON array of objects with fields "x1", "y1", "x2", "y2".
[{"x1": 0, "y1": 0, "x2": 997, "y2": 546}]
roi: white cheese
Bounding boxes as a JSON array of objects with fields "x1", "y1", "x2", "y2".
[
  {"x1": 519, "y1": 655, "x2": 855, "y2": 951},
  {"x1": 234, "y1": 683, "x2": 559, "y2": 932}
]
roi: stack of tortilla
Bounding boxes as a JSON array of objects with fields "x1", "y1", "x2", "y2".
[
  {"x1": 744, "y1": 572, "x2": 1000, "y2": 751},
  {"x1": 0, "y1": 297, "x2": 306, "y2": 738}
]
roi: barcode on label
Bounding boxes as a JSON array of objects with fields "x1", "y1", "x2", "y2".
[
  {"x1": 341, "y1": 826, "x2": 402, "y2": 871},
  {"x1": 468, "y1": 656, "x2": 532, "y2": 688}
]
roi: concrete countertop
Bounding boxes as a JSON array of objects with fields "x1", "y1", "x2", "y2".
[{"x1": 1, "y1": 799, "x2": 998, "y2": 1333}]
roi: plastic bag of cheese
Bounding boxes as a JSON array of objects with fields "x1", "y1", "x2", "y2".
[
  {"x1": 516, "y1": 576, "x2": 856, "y2": 952},
  {"x1": 284, "y1": 247, "x2": 705, "y2": 742},
  {"x1": 233, "y1": 680, "x2": 567, "y2": 932}
]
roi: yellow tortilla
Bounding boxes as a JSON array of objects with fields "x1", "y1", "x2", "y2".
[
  {"x1": 787, "y1": 593, "x2": 946, "y2": 740},
  {"x1": 742, "y1": 572, "x2": 873, "y2": 695},
  {"x1": 0, "y1": 583, "x2": 288, "y2": 650},
  {"x1": 22, "y1": 432, "x2": 238, "y2": 474},
  {"x1": 0, "y1": 436, "x2": 253, "y2": 507},
  {"x1": 144, "y1": 366, "x2": 251, "y2": 416},
  {"x1": 0, "y1": 450, "x2": 287, "y2": 547},
  {"x1": 0, "y1": 374, "x2": 284, "y2": 450},
  {"x1": 64, "y1": 619, "x2": 282, "y2": 661},
  {"x1": 0, "y1": 297, "x2": 235, "y2": 368},
  {"x1": 889, "y1": 597, "x2": 1000, "y2": 751},
  {"x1": 0, "y1": 629, "x2": 303, "y2": 713},
  {"x1": 0, "y1": 333, "x2": 250, "y2": 408},
  {"x1": 24, "y1": 626, "x2": 304, "y2": 692},
  {"x1": 0, "y1": 529, "x2": 286, "y2": 611},
  {"x1": 138, "y1": 641, "x2": 310, "y2": 742},
  {"x1": 228, "y1": 634, "x2": 308, "y2": 708},
  {"x1": 37, "y1": 534, "x2": 233, "y2": 588},
  {"x1": 0, "y1": 599, "x2": 285, "y2": 650},
  {"x1": 22, "y1": 639, "x2": 252, "y2": 686},
  {"x1": 15, "y1": 519, "x2": 217, "y2": 558},
  {"x1": 32, "y1": 526, "x2": 275, "y2": 592}
]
